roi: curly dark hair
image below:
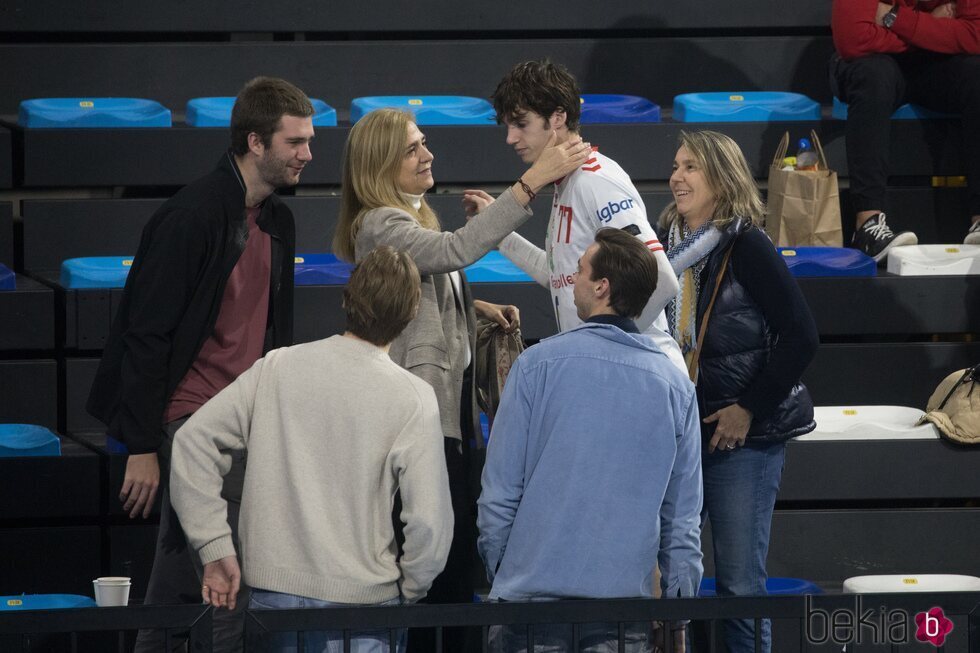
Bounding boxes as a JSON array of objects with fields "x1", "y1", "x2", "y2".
[{"x1": 491, "y1": 59, "x2": 581, "y2": 132}]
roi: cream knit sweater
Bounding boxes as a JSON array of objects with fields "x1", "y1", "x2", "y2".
[{"x1": 170, "y1": 335, "x2": 453, "y2": 603}]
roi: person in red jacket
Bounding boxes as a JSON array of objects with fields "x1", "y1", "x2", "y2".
[{"x1": 831, "y1": 0, "x2": 980, "y2": 260}]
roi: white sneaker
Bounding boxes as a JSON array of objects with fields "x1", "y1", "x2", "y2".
[{"x1": 966, "y1": 221, "x2": 980, "y2": 245}]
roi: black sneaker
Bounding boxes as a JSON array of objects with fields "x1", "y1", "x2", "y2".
[{"x1": 850, "y1": 213, "x2": 918, "y2": 263}]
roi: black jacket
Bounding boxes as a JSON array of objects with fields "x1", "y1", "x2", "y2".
[
  {"x1": 696, "y1": 218, "x2": 817, "y2": 442},
  {"x1": 87, "y1": 152, "x2": 295, "y2": 453}
]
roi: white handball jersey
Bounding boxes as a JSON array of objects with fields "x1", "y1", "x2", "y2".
[
  {"x1": 499, "y1": 147, "x2": 686, "y2": 373},
  {"x1": 544, "y1": 148, "x2": 664, "y2": 331}
]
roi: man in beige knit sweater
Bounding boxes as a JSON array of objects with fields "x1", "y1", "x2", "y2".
[{"x1": 170, "y1": 246, "x2": 453, "y2": 652}]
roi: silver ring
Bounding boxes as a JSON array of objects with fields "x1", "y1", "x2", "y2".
[{"x1": 726, "y1": 442, "x2": 736, "y2": 450}]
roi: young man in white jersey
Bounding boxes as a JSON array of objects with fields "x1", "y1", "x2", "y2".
[{"x1": 466, "y1": 59, "x2": 684, "y2": 372}]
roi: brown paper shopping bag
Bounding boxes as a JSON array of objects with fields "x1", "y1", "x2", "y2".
[{"x1": 766, "y1": 130, "x2": 843, "y2": 247}]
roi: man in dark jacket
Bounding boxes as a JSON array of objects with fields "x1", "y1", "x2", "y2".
[{"x1": 87, "y1": 76, "x2": 314, "y2": 652}]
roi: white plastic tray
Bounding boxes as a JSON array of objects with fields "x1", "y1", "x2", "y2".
[
  {"x1": 887, "y1": 244, "x2": 980, "y2": 276},
  {"x1": 797, "y1": 406, "x2": 939, "y2": 441},
  {"x1": 844, "y1": 574, "x2": 980, "y2": 593}
]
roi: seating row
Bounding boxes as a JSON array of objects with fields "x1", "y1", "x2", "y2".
[
  {"x1": 52, "y1": 245, "x2": 980, "y2": 290},
  {"x1": 17, "y1": 93, "x2": 952, "y2": 128}
]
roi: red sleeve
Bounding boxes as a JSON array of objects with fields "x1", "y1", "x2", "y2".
[
  {"x1": 891, "y1": 0, "x2": 980, "y2": 53},
  {"x1": 832, "y1": 0, "x2": 911, "y2": 60}
]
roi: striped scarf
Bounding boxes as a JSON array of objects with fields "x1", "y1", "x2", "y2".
[{"x1": 666, "y1": 221, "x2": 721, "y2": 365}]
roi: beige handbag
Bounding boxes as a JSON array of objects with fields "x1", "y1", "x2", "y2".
[{"x1": 918, "y1": 365, "x2": 979, "y2": 445}]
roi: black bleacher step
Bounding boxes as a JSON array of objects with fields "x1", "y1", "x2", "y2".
[
  {"x1": 761, "y1": 508, "x2": 979, "y2": 583},
  {"x1": 778, "y1": 438, "x2": 980, "y2": 502},
  {"x1": 798, "y1": 274, "x2": 978, "y2": 336},
  {"x1": 0, "y1": 126, "x2": 11, "y2": 189},
  {"x1": 804, "y1": 341, "x2": 980, "y2": 408},
  {"x1": 0, "y1": 436, "x2": 101, "y2": 521},
  {"x1": 64, "y1": 359, "x2": 102, "y2": 436},
  {"x1": 21, "y1": 189, "x2": 972, "y2": 279},
  {"x1": 47, "y1": 273, "x2": 980, "y2": 352},
  {"x1": 0, "y1": 274, "x2": 55, "y2": 351},
  {"x1": 18, "y1": 119, "x2": 967, "y2": 188},
  {"x1": 0, "y1": 526, "x2": 101, "y2": 596},
  {"x1": 0, "y1": 360, "x2": 58, "y2": 430},
  {"x1": 0, "y1": 201, "x2": 12, "y2": 267}
]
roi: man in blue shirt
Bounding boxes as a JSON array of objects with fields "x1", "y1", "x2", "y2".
[{"x1": 478, "y1": 228, "x2": 703, "y2": 652}]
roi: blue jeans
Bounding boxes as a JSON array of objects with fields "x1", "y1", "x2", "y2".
[
  {"x1": 702, "y1": 442, "x2": 785, "y2": 653},
  {"x1": 249, "y1": 590, "x2": 405, "y2": 653},
  {"x1": 488, "y1": 621, "x2": 653, "y2": 653}
]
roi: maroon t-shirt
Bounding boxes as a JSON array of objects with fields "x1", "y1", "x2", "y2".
[{"x1": 165, "y1": 207, "x2": 271, "y2": 423}]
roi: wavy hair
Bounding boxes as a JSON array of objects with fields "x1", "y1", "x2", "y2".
[
  {"x1": 658, "y1": 130, "x2": 765, "y2": 232},
  {"x1": 333, "y1": 109, "x2": 439, "y2": 262}
]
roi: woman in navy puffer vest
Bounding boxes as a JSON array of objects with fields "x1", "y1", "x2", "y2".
[{"x1": 659, "y1": 130, "x2": 818, "y2": 653}]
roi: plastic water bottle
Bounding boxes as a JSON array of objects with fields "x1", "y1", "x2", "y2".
[{"x1": 795, "y1": 138, "x2": 819, "y2": 171}]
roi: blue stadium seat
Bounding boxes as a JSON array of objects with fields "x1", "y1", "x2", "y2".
[
  {"x1": 579, "y1": 94, "x2": 661, "y2": 124},
  {"x1": 350, "y1": 96, "x2": 496, "y2": 125},
  {"x1": 60, "y1": 256, "x2": 133, "y2": 289},
  {"x1": 294, "y1": 254, "x2": 354, "y2": 286},
  {"x1": 106, "y1": 436, "x2": 129, "y2": 455},
  {"x1": 699, "y1": 577, "x2": 822, "y2": 596},
  {"x1": 0, "y1": 594, "x2": 95, "y2": 610},
  {"x1": 18, "y1": 98, "x2": 172, "y2": 128},
  {"x1": 0, "y1": 263, "x2": 13, "y2": 291},
  {"x1": 832, "y1": 97, "x2": 955, "y2": 120},
  {"x1": 186, "y1": 97, "x2": 338, "y2": 127},
  {"x1": 673, "y1": 92, "x2": 821, "y2": 123},
  {"x1": 0, "y1": 424, "x2": 61, "y2": 458},
  {"x1": 778, "y1": 247, "x2": 877, "y2": 277},
  {"x1": 464, "y1": 251, "x2": 533, "y2": 283}
]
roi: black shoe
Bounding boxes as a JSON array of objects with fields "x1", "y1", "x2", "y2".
[{"x1": 850, "y1": 213, "x2": 918, "y2": 263}]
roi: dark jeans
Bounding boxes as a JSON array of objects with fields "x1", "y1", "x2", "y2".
[
  {"x1": 133, "y1": 417, "x2": 250, "y2": 653},
  {"x1": 831, "y1": 50, "x2": 980, "y2": 217},
  {"x1": 406, "y1": 437, "x2": 480, "y2": 653}
]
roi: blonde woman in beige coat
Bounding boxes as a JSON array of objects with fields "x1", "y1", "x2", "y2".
[{"x1": 332, "y1": 108, "x2": 590, "y2": 629}]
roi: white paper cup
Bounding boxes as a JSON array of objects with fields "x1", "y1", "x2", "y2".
[{"x1": 93, "y1": 577, "x2": 132, "y2": 607}]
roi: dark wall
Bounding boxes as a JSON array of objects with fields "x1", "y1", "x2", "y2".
[{"x1": 0, "y1": 0, "x2": 831, "y2": 32}]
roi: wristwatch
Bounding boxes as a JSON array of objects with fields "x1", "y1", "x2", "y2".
[{"x1": 882, "y1": 3, "x2": 899, "y2": 29}]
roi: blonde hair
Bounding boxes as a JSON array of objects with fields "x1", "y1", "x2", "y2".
[
  {"x1": 333, "y1": 109, "x2": 440, "y2": 262},
  {"x1": 658, "y1": 130, "x2": 765, "y2": 232}
]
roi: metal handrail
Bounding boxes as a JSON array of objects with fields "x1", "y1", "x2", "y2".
[
  {"x1": 0, "y1": 603, "x2": 213, "y2": 652},
  {"x1": 242, "y1": 591, "x2": 980, "y2": 652},
  {"x1": 1, "y1": 592, "x2": 977, "y2": 652}
]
